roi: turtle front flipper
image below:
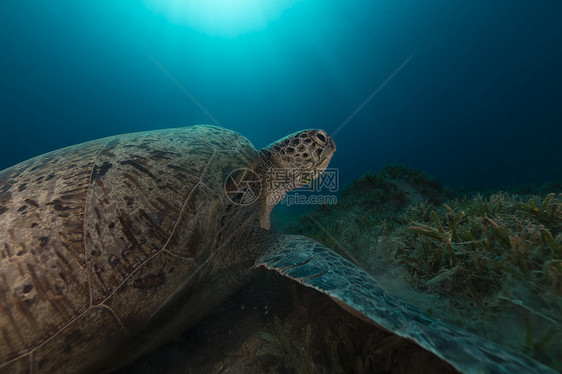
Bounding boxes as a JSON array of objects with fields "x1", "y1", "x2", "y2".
[{"x1": 256, "y1": 233, "x2": 557, "y2": 374}]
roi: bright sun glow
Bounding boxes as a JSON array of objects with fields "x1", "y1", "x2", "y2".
[{"x1": 144, "y1": 0, "x2": 301, "y2": 37}]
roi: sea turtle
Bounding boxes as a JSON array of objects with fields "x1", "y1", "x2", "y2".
[{"x1": 0, "y1": 125, "x2": 556, "y2": 373}]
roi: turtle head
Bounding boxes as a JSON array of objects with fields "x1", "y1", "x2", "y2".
[
  {"x1": 262, "y1": 129, "x2": 336, "y2": 172},
  {"x1": 258, "y1": 129, "x2": 336, "y2": 229}
]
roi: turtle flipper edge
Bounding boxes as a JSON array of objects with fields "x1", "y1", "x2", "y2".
[{"x1": 256, "y1": 234, "x2": 556, "y2": 374}]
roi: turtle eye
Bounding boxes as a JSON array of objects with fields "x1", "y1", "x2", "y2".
[{"x1": 311, "y1": 130, "x2": 327, "y2": 145}]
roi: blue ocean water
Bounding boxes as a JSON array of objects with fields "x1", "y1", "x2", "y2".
[{"x1": 1, "y1": 0, "x2": 561, "y2": 189}]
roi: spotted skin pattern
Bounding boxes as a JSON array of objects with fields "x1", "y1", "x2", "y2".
[{"x1": 259, "y1": 129, "x2": 336, "y2": 228}]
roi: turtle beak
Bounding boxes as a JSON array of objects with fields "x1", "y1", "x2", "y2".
[{"x1": 316, "y1": 135, "x2": 336, "y2": 169}]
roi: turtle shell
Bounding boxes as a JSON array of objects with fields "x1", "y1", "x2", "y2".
[{"x1": 0, "y1": 125, "x2": 262, "y2": 373}]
